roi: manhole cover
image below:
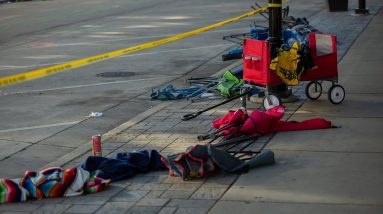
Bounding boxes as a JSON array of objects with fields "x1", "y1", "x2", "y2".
[{"x1": 96, "y1": 72, "x2": 135, "y2": 78}]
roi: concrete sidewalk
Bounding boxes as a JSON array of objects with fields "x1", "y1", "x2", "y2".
[
  {"x1": 1, "y1": 4, "x2": 383, "y2": 214},
  {"x1": 210, "y1": 7, "x2": 383, "y2": 214}
]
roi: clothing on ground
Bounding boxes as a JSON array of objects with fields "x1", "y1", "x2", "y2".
[
  {"x1": 161, "y1": 144, "x2": 275, "y2": 180},
  {"x1": 0, "y1": 167, "x2": 110, "y2": 204},
  {"x1": 80, "y1": 149, "x2": 166, "y2": 182},
  {"x1": 150, "y1": 84, "x2": 204, "y2": 100}
]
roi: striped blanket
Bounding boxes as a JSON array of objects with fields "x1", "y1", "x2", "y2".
[{"x1": 0, "y1": 167, "x2": 110, "y2": 204}]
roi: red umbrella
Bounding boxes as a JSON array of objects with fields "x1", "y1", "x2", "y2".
[
  {"x1": 211, "y1": 106, "x2": 332, "y2": 137},
  {"x1": 239, "y1": 106, "x2": 285, "y2": 135},
  {"x1": 271, "y1": 118, "x2": 332, "y2": 132},
  {"x1": 212, "y1": 108, "x2": 248, "y2": 136}
]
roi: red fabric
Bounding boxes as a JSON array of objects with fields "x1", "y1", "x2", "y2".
[
  {"x1": 271, "y1": 118, "x2": 332, "y2": 132},
  {"x1": 239, "y1": 106, "x2": 285, "y2": 135},
  {"x1": 212, "y1": 111, "x2": 235, "y2": 129},
  {"x1": 212, "y1": 106, "x2": 332, "y2": 137},
  {"x1": 211, "y1": 109, "x2": 248, "y2": 135}
]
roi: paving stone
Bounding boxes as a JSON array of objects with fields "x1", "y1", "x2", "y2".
[
  {"x1": 142, "y1": 143, "x2": 170, "y2": 151},
  {"x1": 110, "y1": 189, "x2": 149, "y2": 202},
  {"x1": 0, "y1": 202, "x2": 40, "y2": 212},
  {"x1": 123, "y1": 128, "x2": 147, "y2": 135},
  {"x1": 147, "y1": 133, "x2": 173, "y2": 140},
  {"x1": 31, "y1": 204, "x2": 71, "y2": 214},
  {"x1": 109, "y1": 133, "x2": 138, "y2": 143},
  {"x1": 166, "y1": 113, "x2": 188, "y2": 119},
  {"x1": 98, "y1": 142, "x2": 125, "y2": 150},
  {"x1": 145, "y1": 116, "x2": 167, "y2": 122},
  {"x1": 148, "y1": 125, "x2": 173, "y2": 132},
  {"x1": 158, "y1": 207, "x2": 177, "y2": 214},
  {"x1": 172, "y1": 138, "x2": 197, "y2": 145},
  {"x1": 63, "y1": 196, "x2": 110, "y2": 205},
  {"x1": 162, "y1": 118, "x2": 182, "y2": 125},
  {"x1": 201, "y1": 174, "x2": 238, "y2": 187},
  {"x1": 161, "y1": 147, "x2": 188, "y2": 155},
  {"x1": 64, "y1": 204, "x2": 101, "y2": 214},
  {"x1": 143, "y1": 190, "x2": 166, "y2": 199},
  {"x1": 100, "y1": 148, "x2": 117, "y2": 157},
  {"x1": 147, "y1": 170, "x2": 168, "y2": 176},
  {"x1": 191, "y1": 187, "x2": 227, "y2": 199},
  {"x1": 158, "y1": 109, "x2": 174, "y2": 115},
  {"x1": 169, "y1": 183, "x2": 201, "y2": 190},
  {"x1": 126, "y1": 175, "x2": 154, "y2": 184},
  {"x1": 113, "y1": 145, "x2": 143, "y2": 154},
  {"x1": 165, "y1": 101, "x2": 190, "y2": 110},
  {"x1": 135, "y1": 198, "x2": 170, "y2": 206},
  {"x1": 128, "y1": 122, "x2": 149, "y2": 129},
  {"x1": 30, "y1": 197, "x2": 66, "y2": 205},
  {"x1": 94, "y1": 202, "x2": 135, "y2": 214},
  {"x1": 133, "y1": 133, "x2": 151, "y2": 140},
  {"x1": 167, "y1": 199, "x2": 216, "y2": 208},
  {"x1": 86, "y1": 184, "x2": 125, "y2": 198},
  {"x1": 125, "y1": 183, "x2": 145, "y2": 190},
  {"x1": 174, "y1": 207, "x2": 212, "y2": 214},
  {"x1": 125, "y1": 206, "x2": 161, "y2": 214},
  {"x1": 140, "y1": 183, "x2": 172, "y2": 191},
  {"x1": 162, "y1": 176, "x2": 205, "y2": 184},
  {"x1": 161, "y1": 176, "x2": 186, "y2": 184},
  {"x1": 148, "y1": 173, "x2": 169, "y2": 183},
  {"x1": 160, "y1": 190, "x2": 195, "y2": 199},
  {"x1": 168, "y1": 133, "x2": 196, "y2": 139}
]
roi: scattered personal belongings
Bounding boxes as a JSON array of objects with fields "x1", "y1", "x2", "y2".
[
  {"x1": 0, "y1": 167, "x2": 110, "y2": 204},
  {"x1": 150, "y1": 84, "x2": 204, "y2": 100},
  {"x1": 270, "y1": 42, "x2": 304, "y2": 86},
  {"x1": 80, "y1": 150, "x2": 166, "y2": 182},
  {"x1": 0, "y1": 145, "x2": 276, "y2": 204},
  {"x1": 196, "y1": 108, "x2": 248, "y2": 141},
  {"x1": 88, "y1": 112, "x2": 103, "y2": 118},
  {"x1": 222, "y1": 12, "x2": 319, "y2": 61},
  {"x1": 184, "y1": 77, "x2": 222, "y2": 101},
  {"x1": 181, "y1": 90, "x2": 252, "y2": 121},
  {"x1": 217, "y1": 70, "x2": 244, "y2": 97},
  {"x1": 203, "y1": 106, "x2": 333, "y2": 139},
  {"x1": 161, "y1": 144, "x2": 275, "y2": 180}
]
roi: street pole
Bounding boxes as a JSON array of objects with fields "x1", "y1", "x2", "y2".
[
  {"x1": 268, "y1": 0, "x2": 282, "y2": 59},
  {"x1": 355, "y1": 0, "x2": 369, "y2": 14},
  {"x1": 268, "y1": 0, "x2": 289, "y2": 97}
]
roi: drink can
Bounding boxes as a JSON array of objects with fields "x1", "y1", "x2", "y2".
[{"x1": 92, "y1": 134, "x2": 102, "y2": 157}]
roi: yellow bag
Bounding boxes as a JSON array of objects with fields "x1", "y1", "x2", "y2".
[{"x1": 270, "y1": 42, "x2": 304, "y2": 86}]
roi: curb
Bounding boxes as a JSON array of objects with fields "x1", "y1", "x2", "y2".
[{"x1": 42, "y1": 59, "x2": 242, "y2": 169}]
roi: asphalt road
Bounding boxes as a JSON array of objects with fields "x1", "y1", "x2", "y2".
[{"x1": 0, "y1": 0, "x2": 327, "y2": 177}]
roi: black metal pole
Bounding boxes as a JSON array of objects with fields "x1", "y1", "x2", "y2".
[
  {"x1": 355, "y1": 0, "x2": 369, "y2": 14},
  {"x1": 268, "y1": 0, "x2": 289, "y2": 97},
  {"x1": 268, "y1": 0, "x2": 282, "y2": 59}
]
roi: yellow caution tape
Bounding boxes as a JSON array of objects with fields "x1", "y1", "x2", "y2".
[
  {"x1": 268, "y1": 3, "x2": 282, "y2": 8},
  {"x1": 0, "y1": 3, "x2": 284, "y2": 87}
]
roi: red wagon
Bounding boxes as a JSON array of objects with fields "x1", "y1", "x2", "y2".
[{"x1": 243, "y1": 33, "x2": 345, "y2": 109}]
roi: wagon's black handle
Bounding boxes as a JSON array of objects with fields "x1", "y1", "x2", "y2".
[
  {"x1": 181, "y1": 90, "x2": 251, "y2": 121},
  {"x1": 181, "y1": 112, "x2": 202, "y2": 121}
]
